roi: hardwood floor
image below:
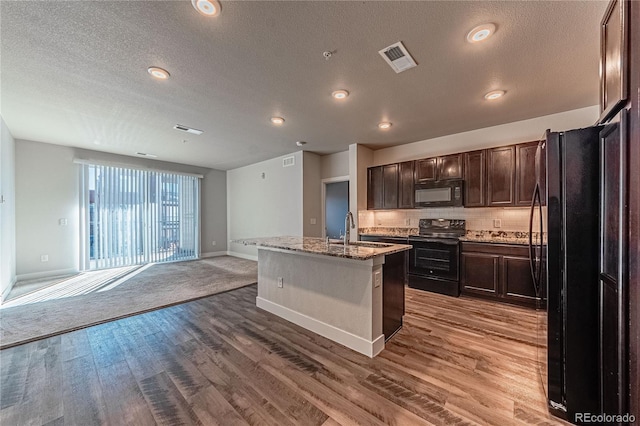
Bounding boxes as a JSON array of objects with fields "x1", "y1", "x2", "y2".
[{"x1": 0, "y1": 285, "x2": 570, "y2": 425}]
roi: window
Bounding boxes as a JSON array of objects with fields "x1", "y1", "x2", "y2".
[{"x1": 81, "y1": 164, "x2": 200, "y2": 270}]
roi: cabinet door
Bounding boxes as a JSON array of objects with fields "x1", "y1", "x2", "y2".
[
  {"x1": 438, "y1": 154, "x2": 464, "y2": 180},
  {"x1": 367, "y1": 166, "x2": 384, "y2": 210},
  {"x1": 398, "y1": 161, "x2": 414, "y2": 209},
  {"x1": 463, "y1": 150, "x2": 486, "y2": 207},
  {"x1": 502, "y1": 255, "x2": 537, "y2": 305},
  {"x1": 382, "y1": 164, "x2": 399, "y2": 209},
  {"x1": 599, "y1": 116, "x2": 627, "y2": 416},
  {"x1": 487, "y1": 146, "x2": 515, "y2": 206},
  {"x1": 515, "y1": 142, "x2": 539, "y2": 206},
  {"x1": 415, "y1": 158, "x2": 437, "y2": 182},
  {"x1": 461, "y1": 252, "x2": 500, "y2": 297}
]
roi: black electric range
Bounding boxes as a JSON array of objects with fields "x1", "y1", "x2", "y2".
[{"x1": 408, "y1": 219, "x2": 466, "y2": 296}]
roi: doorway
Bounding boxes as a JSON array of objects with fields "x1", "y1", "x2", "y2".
[{"x1": 322, "y1": 178, "x2": 349, "y2": 239}]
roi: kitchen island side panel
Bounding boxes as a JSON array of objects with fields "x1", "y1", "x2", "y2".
[{"x1": 256, "y1": 248, "x2": 384, "y2": 355}]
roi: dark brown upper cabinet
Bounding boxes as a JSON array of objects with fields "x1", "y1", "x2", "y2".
[
  {"x1": 382, "y1": 164, "x2": 399, "y2": 209},
  {"x1": 463, "y1": 150, "x2": 486, "y2": 207},
  {"x1": 367, "y1": 166, "x2": 384, "y2": 209},
  {"x1": 515, "y1": 141, "x2": 543, "y2": 206},
  {"x1": 398, "y1": 161, "x2": 415, "y2": 209},
  {"x1": 415, "y1": 158, "x2": 437, "y2": 182},
  {"x1": 438, "y1": 154, "x2": 464, "y2": 180},
  {"x1": 598, "y1": 0, "x2": 629, "y2": 124},
  {"x1": 415, "y1": 154, "x2": 463, "y2": 182},
  {"x1": 487, "y1": 145, "x2": 516, "y2": 206},
  {"x1": 367, "y1": 164, "x2": 399, "y2": 210}
]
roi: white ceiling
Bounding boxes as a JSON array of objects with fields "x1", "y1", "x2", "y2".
[{"x1": 1, "y1": 1, "x2": 607, "y2": 170}]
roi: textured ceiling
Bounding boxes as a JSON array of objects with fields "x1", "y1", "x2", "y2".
[{"x1": 1, "y1": 1, "x2": 607, "y2": 170}]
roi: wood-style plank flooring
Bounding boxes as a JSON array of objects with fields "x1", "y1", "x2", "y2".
[{"x1": 0, "y1": 285, "x2": 570, "y2": 425}]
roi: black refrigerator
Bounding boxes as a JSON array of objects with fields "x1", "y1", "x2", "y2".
[{"x1": 530, "y1": 126, "x2": 602, "y2": 422}]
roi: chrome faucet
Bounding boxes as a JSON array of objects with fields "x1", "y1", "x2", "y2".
[{"x1": 344, "y1": 211, "x2": 355, "y2": 245}]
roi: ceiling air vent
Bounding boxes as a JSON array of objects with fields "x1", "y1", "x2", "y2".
[
  {"x1": 173, "y1": 124, "x2": 203, "y2": 135},
  {"x1": 282, "y1": 156, "x2": 295, "y2": 167},
  {"x1": 378, "y1": 41, "x2": 417, "y2": 73}
]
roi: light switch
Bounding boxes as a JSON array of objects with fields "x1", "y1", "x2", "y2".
[
  {"x1": 310, "y1": 218, "x2": 317, "y2": 225},
  {"x1": 59, "y1": 218, "x2": 68, "y2": 226},
  {"x1": 374, "y1": 270, "x2": 382, "y2": 288}
]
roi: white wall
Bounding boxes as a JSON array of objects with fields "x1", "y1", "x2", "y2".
[
  {"x1": 16, "y1": 141, "x2": 79, "y2": 279},
  {"x1": 227, "y1": 151, "x2": 304, "y2": 259},
  {"x1": 349, "y1": 144, "x2": 373, "y2": 242},
  {"x1": 371, "y1": 105, "x2": 599, "y2": 165},
  {"x1": 15, "y1": 140, "x2": 227, "y2": 279},
  {"x1": 320, "y1": 151, "x2": 349, "y2": 179},
  {"x1": 200, "y1": 168, "x2": 228, "y2": 257},
  {"x1": 302, "y1": 152, "x2": 322, "y2": 237},
  {"x1": 0, "y1": 117, "x2": 17, "y2": 299}
]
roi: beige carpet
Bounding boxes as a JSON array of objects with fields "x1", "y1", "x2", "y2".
[{"x1": 0, "y1": 256, "x2": 257, "y2": 349}]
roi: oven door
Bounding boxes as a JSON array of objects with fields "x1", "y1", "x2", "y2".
[{"x1": 408, "y1": 237, "x2": 459, "y2": 281}]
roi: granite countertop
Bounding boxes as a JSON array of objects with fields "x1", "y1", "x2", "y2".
[
  {"x1": 460, "y1": 230, "x2": 542, "y2": 246},
  {"x1": 358, "y1": 227, "x2": 416, "y2": 238},
  {"x1": 358, "y1": 227, "x2": 540, "y2": 246},
  {"x1": 459, "y1": 236, "x2": 530, "y2": 245},
  {"x1": 235, "y1": 236, "x2": 412, "y2": 261}
]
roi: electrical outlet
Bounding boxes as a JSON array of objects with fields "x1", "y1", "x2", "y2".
[
  {"x1": 212, "y1": 241, "x2": 216, "y2": 246},
  {"x1": 405, "y1": 218, "x2": 411, "y2": 226},
  {"x1": 40, "y1": 255, "x2": 49, "y2": 262},
  {"x1": 493, "y1": 219, "x2": 502, "y2": 228},
  {"x1": 277, "y1": 277, "x2": 283, "y2": 288},
  {"x1": 374, "y1": 270, "x2": 382, "y2": 288},
  {"x1": 310, "y1": 218, "x2": 317, "y2": 225},
  {"x1": 59, "y1": 218, "x2": 68, "y2": 226}
]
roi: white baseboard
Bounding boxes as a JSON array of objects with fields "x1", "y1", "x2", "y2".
[
  {"x1": 1, "y1": 277, "x2": 17, "y2": 303},
  {"x1": 200, "y1": 251, "x2": 228, "y2": 258},
  {"x1": 227, "y1": 251, "x2": 258, "y2": 262},
  {"x1": 16, "y1": 268, "x2": 78, "y2": 283},
  {"x1": 256, "y1": 296, "x2": 385, "y2": 358}
]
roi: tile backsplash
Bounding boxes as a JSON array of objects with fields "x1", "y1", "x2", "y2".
[{"x1": 359, "y1": 206, "x2": 546, "y2": 232}]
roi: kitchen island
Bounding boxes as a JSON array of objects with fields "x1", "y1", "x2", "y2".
[{"x1": 236, "y1": 236, "x2": 411, "y2": 357}]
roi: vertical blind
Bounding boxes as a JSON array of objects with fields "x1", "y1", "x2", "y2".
[{"x1": 81, "y1": 164, "x2": 200, "y2": 270}]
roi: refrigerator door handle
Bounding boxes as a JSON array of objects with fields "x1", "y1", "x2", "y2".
[{"x1": 529, "y1": 183, "x2": 541, "y2": 295}]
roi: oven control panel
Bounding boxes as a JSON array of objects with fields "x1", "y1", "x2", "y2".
[{"x1": 418, "y1": 218, "x2": 466, "y2": 231}]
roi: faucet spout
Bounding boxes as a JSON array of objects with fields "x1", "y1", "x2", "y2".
[{"x1": 344, "y1": 212, "x2": 355, "y2": 245}]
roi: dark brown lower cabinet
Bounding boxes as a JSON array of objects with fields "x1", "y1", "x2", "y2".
[
  {"x1": 461, "y1": 242, "x2": 537, "y2": 307},
  {"x1": 381, "y1": 250, "x2": 406, "y2": 340},
  {"x1": 359, "y1": 235, "x2": 407, "y2": 340}
]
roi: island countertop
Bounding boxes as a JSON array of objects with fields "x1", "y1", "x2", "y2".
[{"x1": 235, "y1": 236, "x2": 412, "y2": 261}]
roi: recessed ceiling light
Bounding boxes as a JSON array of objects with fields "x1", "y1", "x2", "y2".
[
  {"x1": 271, "y1": 117, "x2": 285, "y2": 125},
  {"x1": 147, "y1": 67, "x2": 170, "y2": 80},
  {"x1": 191, "y1": 0, "x2": 221, "y2": 17},
  {"x1": 484, "y1": 90, "x2": 505, "y2": 100},
  {"x1": 295, "y1": 141, "x2": 307, "y2": 147},
  {"x1": 378, "y1": 122, "x2": 392, "y2": 130},
  {"x1": 466, "y1": 23, "x2": 496, "y2": 43},
  {"x1": 331, "y1": 90, "x2": 349, "y2": 100}
]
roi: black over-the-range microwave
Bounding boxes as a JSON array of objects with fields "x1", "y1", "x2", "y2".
[{"x1": 414, "y1": 179, "x2": 464, "y2": 207}]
